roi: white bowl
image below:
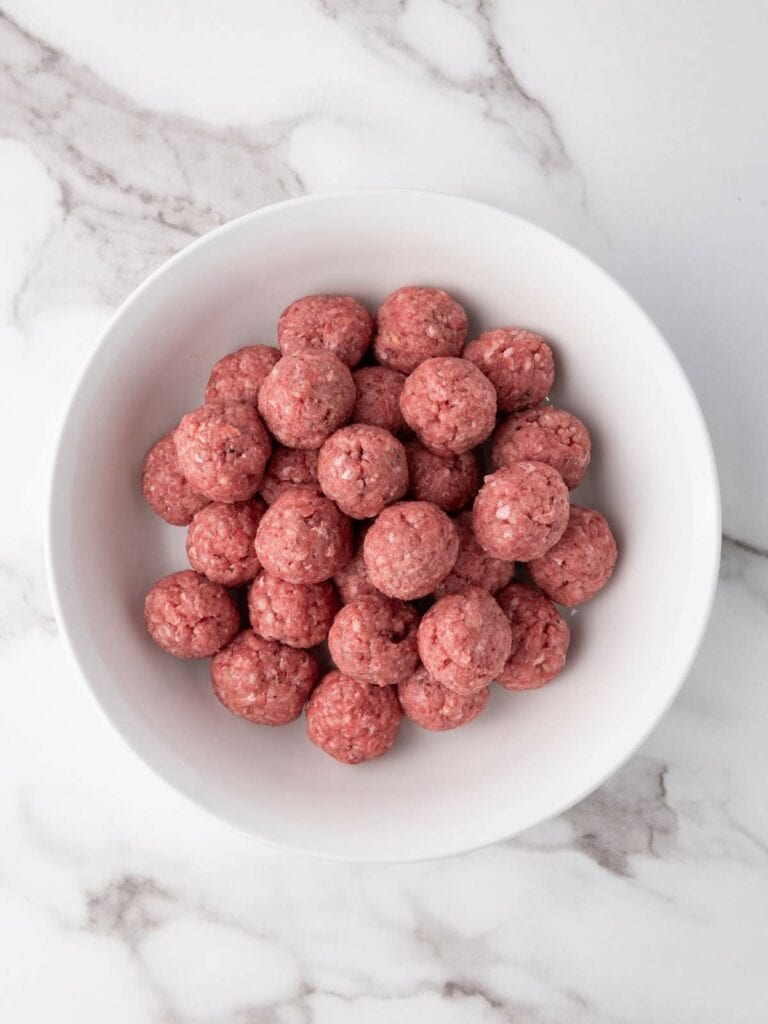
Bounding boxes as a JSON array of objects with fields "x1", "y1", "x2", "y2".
[{"x1": 46, "y1": 190, "x2": 720, "y2": 862}]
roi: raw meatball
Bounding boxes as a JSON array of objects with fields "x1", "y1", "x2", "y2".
[
  {"x1": 473, "y1": 462, "x2": 570, "y2": 562},
  {"x1": 186, "y1": 498, "x2": 265, "y2": 586},
  {"x1": 333, "y1": 527, "x2": 380, "y2": 603},
  {"x1": 417, "y1": 587, "x2": 512, "y2": 695},
  {"x1": 398, "y1": 665, "x2": 489, "y2": 731},
  {"x1": 528, "y1": 505, "x2": 618, "y2": 606},
  {"x1": 495, "y1": 582, "x2": 570, "y2": 690},
  {"x1": 318, "y1": 425, "x2": 408, "y2": 519},
  {"x1": 175, "y1": 402, "x2": 271, "y2": 502},
  {"x1": 435, "y1": 511, "x2": 515, "y2": 597},
  {"x1": 204, "y1": 344, "x2": 281, "y2": 405},
  {"x1": 492, "y1": 407, "x2": 591, "y2": 489},
  {"x1": 351, "y1": 366, "x2": 406, "y2": 434},
  {"x1": 374, "y1": 286, "x2": 468, "y2": 374},
  {"x1": 400, "y1": 357, "x2": 497, "y2": 457},
  {"x1": 248, "y1": 572, "x2": 338, "y2": 649},
  {"x1": 277, "y1": 294, "x2": 373, "y2": 367},
  {"x1": 141, "y1": 431, "x2": 209, "y2": 525},
  {"x1": 144, "y1": 570, "x2": 239, "y2": 658},
  {"x1": 464, "y1": 328, "x2": 554, "y2": 412},
  {"x1": 405, "y1": 441, "x2": 480, "y2": 513},
  {"x1": 306, "y1": 670, "x2": 403, "y2": 764},
  {"x1": 328, "y1": 594, "x2": 419, "y2": 687},
  {"x1": 258, "y1": 349, "x2": 355, "y2": 449},
  {"x1": 211, "y1": 629, "x2": 318, "y2": 725},
  {"x1": 363, "y1": 501, "x2": 459, "y2": 600},
  {"x1": 260, "y1": 446, "x2": 320, "y2": 504},
  {"x1": 255, "y1": 486, "x2": 353, "y2": 584}
]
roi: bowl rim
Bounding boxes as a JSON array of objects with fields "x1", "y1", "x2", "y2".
[{"x1": 44, "y1": 188, "x2": 721, "y2": 862}]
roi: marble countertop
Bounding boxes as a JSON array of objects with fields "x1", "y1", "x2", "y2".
[{"x1": 2, "y1": 2, "x2": 767, "y2": 1020}]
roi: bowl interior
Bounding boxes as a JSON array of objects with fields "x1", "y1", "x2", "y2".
[{"x1": 48, "y1": 192, "x2": 719, "y2": 860}]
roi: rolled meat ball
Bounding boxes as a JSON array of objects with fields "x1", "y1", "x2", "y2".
[
  {"x1": 351, "y1": 366, "x2": 406, "y2": 434},
  {"x1": 141, "y1": 431, "x2": 209, "y2": 525},
  {"x1": 317, "y1": 424, "x2": 408, "y2": 519},
  {"x1": 405, "y1": 441, "x2": 480, "y2": 513},
  {"x1": 278, "y1": 294, "x2": 373, "y2": 367},
  {"x1": 186, "y1": 498, "x2": 265, "y2": 586},
  {"x1": 400, "y1": 357, "x2": 496, "y2": 457},
  {"x1": 259, "y1": 445, "x2": 320, "y2": 505},
  {"x1": 175, "y1": 402, "x2": 271, "y2": 502},
  {"x1": 464, "y1": 328, "x2": 554, "y2": 412},
  {"x1": 204, "y1": 344, "x2": 281, "y2": 405},
  {"x1": 328, "y1": 594, "x2": 419, "y2": 687},
  {"x1": 495, "y1": 582, "x2": 570, "y2": 690},
  {"x1": 255, "y1": 486, "x2": 353, "y2": 584},
  {"x1": 333, "y1": 525, "x2": 380, "y2": 604},
  {"x1": 363, "y1": 501, "x2": 459, "y2": 600},
  {"x1": 144, "y1": 570, "x2": 239, "y2": 658},
  {"x1": 211, "y1": 630, "x2": 318, "y2": 726},
  {"x1": 492, "y1": 407, "x2": 591, "y2": 490},
  {"x1": 258, "y1": 349, "x2": 355, "y2": 449},
  {"x1": 435, "y1": 511, "x2": 515, "y2": 598},
  {"x1": 248, "y1": 572, "x2": 338, "y2": 649},
  {"x1": 398, "y1": 665, "x2": 489, "y2": 731},
  {"x1": 374, "y1": 285, "x2": 468, "y2": 374},
  {"x1": 417, "y1": 586, "x2": 512, "y2": 695},
  {"x1": 528, "y1": 505, "x2": 618, "y2": 606},
  {"x1": 306, "y1": 670, "x2": 403, "y2": 764},
  {"x1": 473, "y1": 462, "x2": 569, "y2": 562}
]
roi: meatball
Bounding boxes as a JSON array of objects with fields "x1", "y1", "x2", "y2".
[
  {"x1": 492, "y1": 407, "x2": 591, "y2": 490},
  {"x1": 317, "y1": 425, "x2": 408, "y2": 519},
  {"x1": 400, "y1": 357, "x2": 496, "y2": 457},
  {"x1": 528, "y1": 505, "x2": 618, "y2": 606},
  {"x1": 204, "y1": 344, "x2": 281, "y2": 405},
  {"x1": 255, "y1": 486, "x2": 353, "y2": 584},
  {"x1": 144, "y1": 570, "x2": 239, "y2": 658},
  {"x1": 306, "y1": 670, "x2": 403, "y2": 764},
  {"x1": 363, "y1": 501, "x2": 459, "y2": 600},
  {"x1": 260, "y1": 446, "x2": 320, "y2": 505},
  {"x1": 328, "y1": 594, "x2": 419, "y2": 687},
  {"x1": 435, "y1": 511, "x2": 515, "y2": 597},
  {"x1": 417, "y1": 587, "x2": 512, "y2": 695},
  {"x1": 495, "y1": 582, "x2": 570, "y2": 690},
  {"x1": 141, "y1": 431, "x2": 209, "y2": 525},
  {"x1": 351, "y1": 366, "x2": 406, "y2": 434},
  {"x1": 277, "y1": 294, "x2": 373, "y2": 367},
  {"x1": 374, "y1": 286, "x2": 468, "y2": 374},
  {"x1": 473, "y1": 462, "x2": 570, "y2": 562},
  {"x1": 258, "y1": 349, "x2": 355, "y2": 449},
  {"x1": 211, "y1": 630, "x2": 318, "y2": 726},
  {"x1": 405, "y1": 441, "x2": 480, "y2": 513},
  {"x1": 333, "y1": 526, "x2": 380, "y2": 603},
  {"x1": 186, "y1": 498, "x2": 265, "y2": 586},
  {"x1": 398, "y1": 665, "x2": 489, "y2": 731},
  {"x1": 175, "y1": 402, "x2": 271, "y2": 502},
  {"x1": 464, "y1": 328, "x2": 554, "y2": 412},
  {"x1": 247, "y1": 572, "x2": 338, "y2": 649}
]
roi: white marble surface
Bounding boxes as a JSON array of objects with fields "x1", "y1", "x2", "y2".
[{"x1": 2, "y1": 2, "x2": 767, "y2": 1020}]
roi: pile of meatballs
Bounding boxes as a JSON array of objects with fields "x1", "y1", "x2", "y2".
[{"x1": 142, "y1": 286, "x2": 618, "y2": 765}]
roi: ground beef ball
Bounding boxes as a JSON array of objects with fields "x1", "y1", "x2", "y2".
[
  {"x1": 175, "y1": 402, "x2": 271, "y2": 502},
  {"x1": 204, "y1": 344, "x2": 281, "y2": 405},
  {"x1": 248, "y1": 572, "x2": 338, "y2": 648},
  {"x1": 398, "y1": 665, "x2": 489, "y2": 731},
  {"x1": 492, "y1": 407, "x2": 591, "y2": 489},
  {"x1": 258, "y1": 349, "x2": 355, "y2": 449},
  {"x1": 528, "y1": 505, "x2": 618, "y2": 606},
  {"x1": 144, "y1": 570, "x2": 239, "y2": 658},
  {"x1": 351, "y1": 366, "x2": 406, "y2": 434},
  {"x1": 317, "y1": 425, "x2": 408, "y2": 519},
  {"x1": 473, "y1": 462, "x2": 570, "y2": 562},
  {"x1": 328, "y1": 594, "x2": 419, "y2": 687},
  {"x1": 255, "y1": 486, "x2": 353, "y2": 584},
  {"x1": 141, "y1": 431, "x2": 210, "y2": 525},
  {"x1": 186, "y1": 498, "x2": 265, "y2": 586},
  {"x1": 306, "y1": 670, "x2": 403, "y2": 764},
  {"x1": 277, "y1": 294, "x2": 373, "y2": 367},
  {"x1": 417, "y1": 587, "x2": 512, "y2": 695},
  {"x1": 333, "y1": 526, "x2": 380, "y2": 603},
  {"x1": 374, "y1": 286, "x2": 468, "y2": 374},
  {"x1": 464, "y1": 328, "x2": 555, "y2": 412},
  {"x1": 400, "y1": 357, "x2": 497, "y2": 457},
  {"x1": 495, "y1": 582, "x2": 570, "y2": 690},
  {"x1": 405, "y1": 441, "x2": 480, "y2": 513},
  {"x1": 435, "y1": 511, "x2": 515, "y2": 597},
  {"x1": 363, "y1": 501, "x2": 459, "y2": 600},
  {"x1": 259, "y1": 446, "x2": 320, "y2": 504},
  {"x1": 211, "y1": 629, "x2": 318, "y2": 725}
]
